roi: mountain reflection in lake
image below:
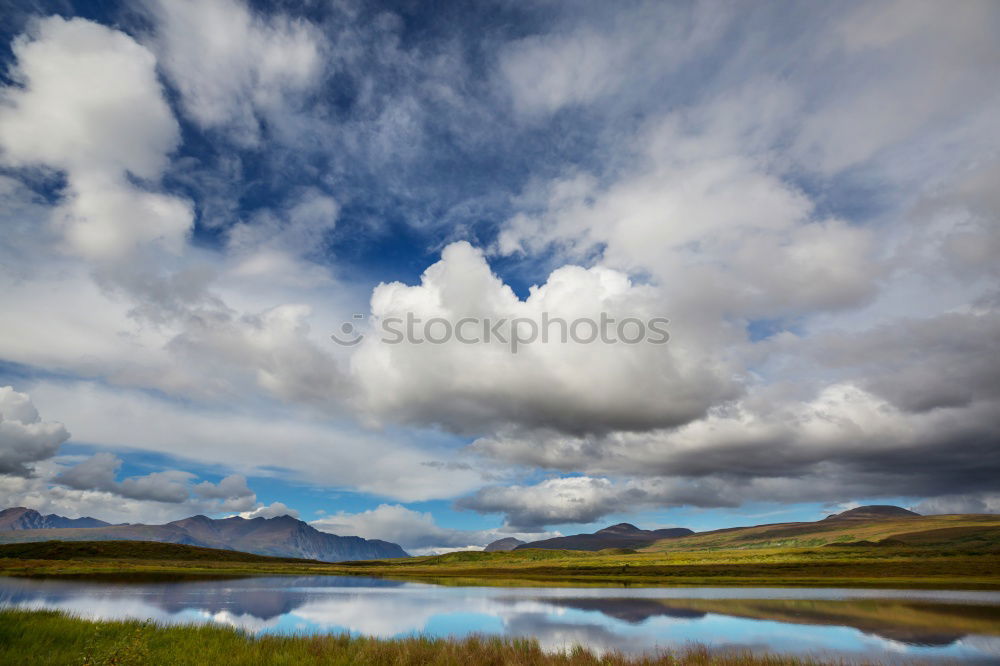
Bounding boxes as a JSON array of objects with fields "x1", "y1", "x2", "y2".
[{"x1": 1, "y1": 576, "x2": 998, "y2": 662}]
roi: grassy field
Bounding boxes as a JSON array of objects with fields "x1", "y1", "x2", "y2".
[
  {"x1": 1, "y1": 538, "x2": 998, "y2": 589},
  {"x1": 324, "y1": 513, "x2": 1000, "y2": 588},
  {"x1": 0, "y1": 609, "x2": 898, "y2": 665},
  {"x1": 1, "y1": 513, "x2": 998, "y2": 588},
  {"x1": 329, "y1": 545, "x2": 1000, "y2": 588},
  {"x1": 641, "y1": 513, "x2": 1000, "y2": 552}
]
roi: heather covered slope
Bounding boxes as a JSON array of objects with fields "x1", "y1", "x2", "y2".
[
  {"x1": 641, "y1": 507, "x2": 1000, "y2": 552},
  {"x1": 823, "y1": 505, "x2": 921, "y2": 521},
  {"x1": 0, "y1": 510, "x2": 407, "y2": 562}
]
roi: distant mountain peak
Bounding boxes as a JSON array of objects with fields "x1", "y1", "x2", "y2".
[
  {"x1": 596, "y1": 523, "x2": 641, "y2": 534},
  {"x1": 824, "y1": 505, "x2": 921, "y2": 520},
  {"x1": 0, "y1": 507, "x2": 406, "y2": 562},
  {"x1": 0, "y1": 507, "x2": 33, "y2": 519},
  {"x1": 0, "y1": 506, "x2": 110, "y2": 531},
  {"x1": 166, "y1": 515, "x2": 213, "y2": 527},
  {"x1": 517, "y1": 523, "x2": 692, "y2": 551},
  {"x1": 175, "y1": 515, "x2": 212, "y2": 524},
  {"x1": 484, "y1": 537, "x2": 525, "y2": 552}
]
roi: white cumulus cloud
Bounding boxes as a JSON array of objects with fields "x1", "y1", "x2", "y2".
[
  {"x1": 353, "y1": 241, "x2": 738, "y2": 435},
  {"x1": 240, "y1": 501, "x2": 299, "y2": 519},
  {"x1": 0, "y1": 16, "x2": 192, "y2": 261}
]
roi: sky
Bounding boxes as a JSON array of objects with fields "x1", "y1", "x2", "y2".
[{"x1": 0, "y1": 0, "x2": 998, "y2": 555}]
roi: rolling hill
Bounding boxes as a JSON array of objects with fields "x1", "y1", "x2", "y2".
[
  {"x1": 640, "y1": 506, "x2": 1000, "y2": 551},
  {"x1": 317, "y1": 506, "x2": 1000, "y2": 588},
  {"x1": 516, "y1": 523, "x2": 694, "y2": 551},
  {"x1": 484, "y1": 537, "x2": 525, "y2": 552},
  {"x1": 822, "y1": 505, "x2": 920, "y2": 520},
  {"x1": 0, "y1": 508, "x2": 407, "y2": 562}
]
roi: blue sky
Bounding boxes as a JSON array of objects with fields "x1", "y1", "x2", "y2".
[{"x1": 0, "y1": 0, "x2": 998, "y2": 553}]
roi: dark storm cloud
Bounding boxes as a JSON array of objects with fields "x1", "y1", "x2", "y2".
[{"x1": 0, "y1": 386, "x2": 69, "y2": 476}]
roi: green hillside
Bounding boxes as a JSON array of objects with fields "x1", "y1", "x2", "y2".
[
  {"x1": 641, "y1": 513, "x2": 1000, "y2": 552},
  {"x1": 321, "y1": 512, "x2": 1000, "y2": 588},
  {"x1": 2, "y1": 514, "x2": 998, "y2": 588}
]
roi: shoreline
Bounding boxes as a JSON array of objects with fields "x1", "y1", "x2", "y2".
[{"x1": 4, "y1": 558, "x2": 998, "y2": 591}]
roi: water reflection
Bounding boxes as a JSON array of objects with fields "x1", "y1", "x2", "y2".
[
  {"x1": 1, "y1": 576, "x2": 998, "y2": 662},
  {"x1": 541, "y1": 597, "x2": 1000, "y2": 647}
]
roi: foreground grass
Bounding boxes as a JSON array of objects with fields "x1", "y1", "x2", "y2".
[{"x1": 0, "y1": 609, "x2": 887, "y2": 665}]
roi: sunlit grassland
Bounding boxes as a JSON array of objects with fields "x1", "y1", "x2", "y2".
[
  {"x1": 2, "y1": 541, "x2": 998, "y2": 589},
  {"x1": 0, "y1": 609, "x2": 893, "y2": 665},
  {"x1": 328, "y1": 545, "x2": 1000, "y2": 588},
  {"x1": 641, "y1": 514, "x2": 1000, "y2": 552},
  {"x1": 1, "y1": 513, "x2": 998, "y2": 588},
  {"x1": 332, "y1": 514, "x2": 1000, "y2": 588}
]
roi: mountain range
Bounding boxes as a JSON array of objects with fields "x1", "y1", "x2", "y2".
[
  {"x1": 0, "y1": 507, "x2": 111, "y2": 530},
  {"x1": 0, "y1": 507, "x2": 407, "y2": 561},
  {"x1": 0, "y1": 504, "x2": 949, "y2": 561}
]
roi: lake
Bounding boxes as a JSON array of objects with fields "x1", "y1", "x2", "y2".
[{"x1": 1, "y1": 576, "x2": 998, "y2": 662}]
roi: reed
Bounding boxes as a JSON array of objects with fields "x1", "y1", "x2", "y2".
[{"x1": 0, "y1": 609, "x2": 883, "y2": 666}]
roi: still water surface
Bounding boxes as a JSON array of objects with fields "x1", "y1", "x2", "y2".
[{"x1": 1, "y1": 576, "x2": 998, "y2": 662}]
